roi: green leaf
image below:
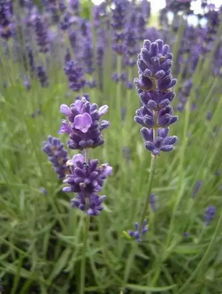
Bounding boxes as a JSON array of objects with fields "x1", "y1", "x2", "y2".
[{"x1": 125, "y1": 283, "x2": 177, "y2": 292}]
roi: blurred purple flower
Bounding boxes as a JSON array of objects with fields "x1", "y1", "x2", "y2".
[
  {"x1": 204, "y1": 206, "x2": 216, "y2": 225},
  {"x1": 64, "y1": 60, "x2": 86, "y2": 91},
  {"x1": 128, "y1": 221, "x2": 148, "y2": 242}
]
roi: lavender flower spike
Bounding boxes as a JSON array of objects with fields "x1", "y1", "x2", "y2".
[
  {"x1": 0, "y1": 0, "x2": 14, "y2": 40},
  {"x1": 64, "y1": 60, "x2": 86, "y2": 92},
  {"x1": 64, "y1": 153, "x2": 112, "y2": 215},
  {"x1": 128, "y1": 221, "x2": 148, "y2": 242},
  {"x1": 42, "y1": 136, "x2": 68, "y2": 179},
  {"x1": 204, "y1": 206, "x2": 216, "y2": 226},
  {"x1": 59, "y1": 95, "x2": 109, "y2": 150},
  {"x1": 134, "y1": 39, "x2": 178, "y2": 156}
]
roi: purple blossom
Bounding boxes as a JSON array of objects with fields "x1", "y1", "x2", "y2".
[
  {"x1": 36, "y1": 66, "x2": 48, "y2": 87},
  {"x1": 42, "y1": 136, "x2": 68, "y2": 179},
  {"x1": 33, "y1": 15, "x2": 49, "y2": 53},
  {"x1": 69, "y1": 0, "x2": 79, "y2": 15},
  {"x1": 134, "y1": 39, "x2": 178, "y2": 156},
  {"x1": 59, "y1": 96, "x2": 109, "y2": 150},
  {"x1": 204, "y1": 206, "x2": 216, "y2": 225},
  {"x1": 111, "y1": 0, "x2": 129, "y2": 55},
  {"x1": 64, "y1": 60, "x2": 86, "y2": 92},
  {"x1": 63, "y1": 153, "x2": 112, "y2": 215},
  {"x1": 124, "y1": 12, "x2": 139, "y2": 67},
  {"x1": 0, "y1": 0, "x2": 14, "y2": 40},
  {"x1": 128, "y1": 221, "x2": 148, "y2": 242}
]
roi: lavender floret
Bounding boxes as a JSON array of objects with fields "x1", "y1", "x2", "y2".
[
  {"x1": 36, "y1": 66, "x2": 48, "y2": 87},
  {"x1": 128, "y1": 221, "x2": 148, "y2": 242},
  {"x1": 42, "y1": 136, "x2": 68, "y2": 179},
  {"x1": 0, "y1": 0, "x2": 14, "y2": 40},
  {"x1": 64, "y1": 60, "x2": 86, "y2": 92},
  {"x1": 33, "y1": 15, "x2": 49, "y2": 53},
  {"x1": 204, "y1": 206, "x2": 216, "y2": 225},
  {"x1": 59, "y1": 96, "x2": 109, "y2": 150}
]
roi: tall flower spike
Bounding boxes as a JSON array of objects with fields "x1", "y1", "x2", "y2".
[
  {"x1": 134, "y1": 39, "x2": 178, "y2": 156},
  {"x1": 0, "y1": 0, "x2": 14, "y2": 40},
  {"x1": 33, "y1": 15, "x2": 49, "y2": 53},
  {"x1": 42, "y1": 136, "x2": 68, "y2": 179},
  {"x1": 63, "y1": 153, "x2": 112, "y2": 215},
  {"x1": 111, "y1": 0, "x2": 129, "y2": 55},
  {"x1": 59, "y1": 96, "x2": 109, "y2": 150},
  {"x1": 64, "y1": 60, "x2": 86, "y2": 92}
]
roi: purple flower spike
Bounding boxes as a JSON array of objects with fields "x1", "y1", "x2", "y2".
[
  {"x1": 33, "y1": 15, "x2": 49, "y2": 53},
  {"x1": 128, "y1": 221, "x2": 148, "y2": 242},
  {"x1": 135, "y1": 39, "x2": 178, "y2": 156},
  {"x1": 0, "y1": 0, "x2": 14, "y2": 40},
  {"x1": 64, "y1": 153, "x2": 112, "y2": 215},
  {"x1": 59, "y1": 96, "x2": 109, "y2": 150},
  {"x1": 42, "y1": 136, "x2": 68, "y2": 179},
  {"x1": 64, "y1": 60, "x2": 86, "y2": 92},
  {"x1": 204, "y1": 206, "x2": 216, "y2": 226}
]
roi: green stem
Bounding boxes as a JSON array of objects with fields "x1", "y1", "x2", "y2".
[
  {"x1": 166, "y1": 98, "x2": 190, "y2": 247},
  {"x1": 151, "y1": 99, "x2": 190, "y2": 286},
  {"x1": 123, "y1": 155, "x2": 156, "y2": 283},
  {"x1": 80, "y1": 215, "x2": 90, "y2": 294},
  {"x1": 116, "y1": 55, "x2": 122, "y2": 121},
  {"x1": 139, "y1": 155, "x2": 156, "y2": 230}
]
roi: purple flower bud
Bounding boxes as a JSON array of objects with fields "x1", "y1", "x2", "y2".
[{"x1": 128, "y1": 220, "x2": 148, "y2": 242}]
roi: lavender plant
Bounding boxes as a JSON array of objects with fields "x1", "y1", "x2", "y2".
[{"x1": 1, "y1": 0, "x2": 222, "y2": 293}]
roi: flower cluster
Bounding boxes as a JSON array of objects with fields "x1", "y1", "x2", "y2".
[
  {"x1": 128, "y1": 221, "x2": 148, "y2": 242},
  {"x1": 42, "y1": 136, "x2": 68, "y2": 179},
  {"x1": 43, "y1": 95, "x2": 111, "y2": 216},
  {"x1": 36, "y1": 66, "x2": 48, "y2": 87},
  {"x1": 63, "y1": 154, "x2": 112, "y2": 215},
  {"x1": 33, "y1": 15, "x2": 49, "y2": 53},
  {"x1": 204, "y1": 206, "x2": 216, "y2": 225},
  {"x1": 134, "y1": 39, "x2": 178, "y2": 155},
  {"x1": 59, "y1": 96, "x2": 109, "y2": 150},
  {"x1": 111, "y1": 0, "x2": 128, "y2": 55},
  {"x1": 64, "y1": 60, "x2": 86, "y2": 92},
  {"x1": 0, "y1": 0, "x2": 14, "y2": 40}
]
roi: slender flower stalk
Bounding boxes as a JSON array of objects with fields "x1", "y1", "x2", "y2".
[{"x1": 125, "y1": 39, "x2": 178, "y2": 286}]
